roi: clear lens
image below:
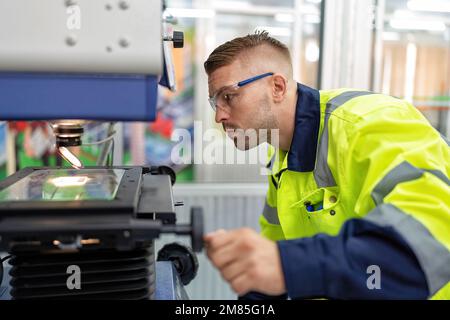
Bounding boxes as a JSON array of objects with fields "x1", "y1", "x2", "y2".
[
  {"x1": 208, "y1": 97, "x2": 217, "y2": 111},
  {"x1": 210, "y1": 85, "x2": 239, "y2": 112}
]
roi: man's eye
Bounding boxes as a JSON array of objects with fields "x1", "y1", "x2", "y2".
[{"x1": 224, "y1": 93, "x2": 235, "y2": 101}]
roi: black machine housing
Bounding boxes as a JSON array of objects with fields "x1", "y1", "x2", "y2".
[{"x1": 0, "y1": 166, "x2": 203, "y2": 299}]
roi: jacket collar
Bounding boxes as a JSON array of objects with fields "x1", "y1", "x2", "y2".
[{"x1": 287, "y1": 83, "x2": 321, "y2": 172}]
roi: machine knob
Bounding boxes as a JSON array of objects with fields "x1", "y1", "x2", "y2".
[
  {"x1": 172, "y1": 31, "x2": 184, "y2": 48},
  {"x1": 190, "y1": 207, "x2": 203, "y2": 252},
  {"x1": 159, "y1": 206, "x2": 204, "y2": 252},
  {"x1": 157, "y1": 242, "x2": 199, "y2": 285},
  {"x1": 164, "y1": 31, "x2": 184, "y2": 48}
]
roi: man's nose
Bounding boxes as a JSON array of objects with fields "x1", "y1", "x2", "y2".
[{"x1": 214, "y1": 106, "x2": 230, "y2": 124}]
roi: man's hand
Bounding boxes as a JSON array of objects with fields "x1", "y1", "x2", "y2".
[{"x1": 204, "y1": 228, "x2": 286, "y2": 296}]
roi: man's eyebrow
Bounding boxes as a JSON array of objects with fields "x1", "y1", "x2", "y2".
[
  {"x1": 209, "y1": 85, "x2": 225, "y2": 98},
  {"x1": 208, "y1": 80, "x2": 221, "y2": 96},
  {"x1": 211, "y1": 82, "x2": 236, "y2": 97}
]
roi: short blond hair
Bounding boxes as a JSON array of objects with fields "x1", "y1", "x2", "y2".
[{"x1": 204, "y1": 31, "x2": 292, "y2": 75}]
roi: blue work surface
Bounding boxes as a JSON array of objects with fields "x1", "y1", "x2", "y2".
[
  {"x1": 155, "y1": 261, "x2": 189, "y2": 300},
  {"x1": 0, "y1": 261, "x2": 188, "y2": 300},
  {"x1": 0, "y1": 263, "x2": 11, "y2": 300},
  {"x1": 0, "y1": 73, "x2": 158, "y2": 121}
]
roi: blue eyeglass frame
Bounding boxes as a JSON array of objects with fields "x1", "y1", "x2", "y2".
[{"x1": 208, "y1": 72, "x2": 274, "y2": 111}]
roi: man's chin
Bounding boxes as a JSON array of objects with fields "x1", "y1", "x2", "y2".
[{"x1": 233, "y1": 138, "x2": 259, "y2": 151}]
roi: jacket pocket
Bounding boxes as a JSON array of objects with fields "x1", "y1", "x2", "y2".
[{"x1": 290, "y1": 186, "x2": 346, "y2": 236}]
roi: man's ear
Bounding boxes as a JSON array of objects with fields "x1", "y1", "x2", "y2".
[{"x1": 272, "y1": 74, "x2": 288, "y2": 103}]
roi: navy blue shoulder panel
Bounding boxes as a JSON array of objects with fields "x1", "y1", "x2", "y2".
[
  {"x1": 277, "y1": 218, "x2": 429, "y2": 299},
  {"x1": 288, "y1": 83, "x2": 321, "y2": 172}
]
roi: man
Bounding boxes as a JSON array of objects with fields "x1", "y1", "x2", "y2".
[{"x1": 203, "y1": 31, "x2": 450, "y2": 299}]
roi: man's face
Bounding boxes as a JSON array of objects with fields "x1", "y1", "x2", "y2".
[{"x1": 208, "y1": 59, "x2": 278, "y2": 150}]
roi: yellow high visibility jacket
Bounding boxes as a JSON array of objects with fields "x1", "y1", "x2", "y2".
[{"x1": 260, "y1": 84, "x2": 450, "y2": 299}]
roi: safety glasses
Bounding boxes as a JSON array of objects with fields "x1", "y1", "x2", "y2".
[{"x1": 208, "y1": 72, "x2": 274, "y2": 112}]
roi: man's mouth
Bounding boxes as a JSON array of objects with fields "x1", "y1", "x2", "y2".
[
  {"x1": 227, "y1": 129, "x2": 238, "y2": 139},
  {"x1": 224, "y1": 126, "x2": 239, "y2": 139}
]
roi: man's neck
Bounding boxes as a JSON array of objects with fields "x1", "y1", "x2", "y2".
[{"x1": 276, "y1": 83, "x2": 298, "y2": 152}]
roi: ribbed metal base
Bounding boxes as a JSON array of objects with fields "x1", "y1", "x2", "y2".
[{"x1": 8, "y1": 244, "x2": 155, "y2": 300}]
